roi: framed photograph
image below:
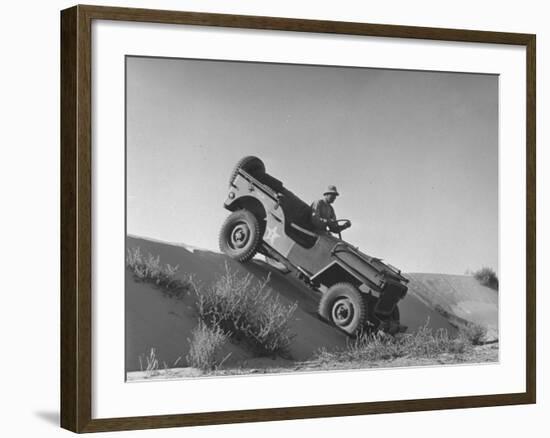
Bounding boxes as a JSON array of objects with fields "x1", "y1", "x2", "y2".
[{"x1": 60, "y1": 5, "x2": 536, "y2": 433}]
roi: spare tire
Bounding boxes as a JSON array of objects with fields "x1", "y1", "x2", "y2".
[{"x1": 228, "y1": 156, "x2": 265, "y2": 186}]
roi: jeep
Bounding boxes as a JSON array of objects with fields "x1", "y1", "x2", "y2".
[{"x1": 219, "y1": 156, "x2": 409, "y2": 335}]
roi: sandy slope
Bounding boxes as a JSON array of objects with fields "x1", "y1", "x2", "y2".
[
  {"x1": 125, "y1": 236, "x2": 497, "y2": 373},
  {"x1": 406, "y1": 273, "x2": 498, "y2": 341},
  {"x1": 126, "y1": 236, "x2": 351, "y2": 372}
]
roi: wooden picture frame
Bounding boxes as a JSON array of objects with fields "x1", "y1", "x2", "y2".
[{"x1": 60, "y1": 4, "x2": 536, "y2": 433}]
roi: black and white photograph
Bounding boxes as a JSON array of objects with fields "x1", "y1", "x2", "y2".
[
  {"x1": 124, "y1": 56, "x2": 499, "y2": 381},
  {"x1": 2, "y1": 0, "x2": 545, "y2": 435}
]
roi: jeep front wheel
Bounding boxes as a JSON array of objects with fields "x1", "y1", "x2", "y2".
[
  {"x1": 219, "y1": 210, "x2": 261, "y2": 262},
  {"x1": 318, "y1": 283, "x2": 366, "y2": 335}
]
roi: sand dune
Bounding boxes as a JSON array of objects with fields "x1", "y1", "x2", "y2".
[
  {"x1": 125, "y1": 236, "x2": 497, "y2": 372},
  {"x1": 406, "y1": 272, "x2": 498, "y2": 340}
]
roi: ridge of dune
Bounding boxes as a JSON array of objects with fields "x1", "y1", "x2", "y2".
[
  {"x1": 406, "y1": 272, "x2": 498, "y2": 341},
  {"x1": 126, "y1": 233, "x2": 220, "y2": 254}
]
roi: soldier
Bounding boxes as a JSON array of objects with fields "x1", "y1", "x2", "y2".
[{"x1": 310, "y1": 185, "x2": 351, "y2": 235}]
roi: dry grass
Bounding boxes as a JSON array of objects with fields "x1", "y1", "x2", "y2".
[
  {"x1": 473, "y1": 267, "x2": 499, "y2": 291},
  {"x1": 313, "y1": 319, "x2": 471, "y2": 365},
  {"x1": 185, "y1": 321, "x2": 231, "y2": 371},
  {"x1": 196, "y1": 263, "x2": 297, "y2": 357},
  {"x1": 138, "y1": 348, "x2": 171, "y2": 378},
  {"x1": 461, "y1": 323, "x2": 488, "y2": 345},
  {"x1": 138, "y1": 348, "x2": 159, "y2": 376},
  {"x1": 136, "y1": 348, "x2": 186, "y2": 378},
  {"x1": 126, "y1": 247, "x2": 195, "y2": 299}
]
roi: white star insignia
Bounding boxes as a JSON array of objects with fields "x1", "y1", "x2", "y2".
[{"x1": 264, "y1": 225, "x2": 281, "y2": 246}]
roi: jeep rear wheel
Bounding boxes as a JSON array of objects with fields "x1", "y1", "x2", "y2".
[
  {"x1": 219, "y1": 210, "x2": 261, "y2": 262},
  {"x1": 318, "y1": 283, "x2": 366, "y2": 335}
]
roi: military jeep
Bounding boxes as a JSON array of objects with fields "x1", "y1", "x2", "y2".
[{"x1": 219, "y1": 156, "x2": 409, "y2": 335}]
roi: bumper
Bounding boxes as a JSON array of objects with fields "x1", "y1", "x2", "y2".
[{"x1": 374, "y1": 278, "x2": 407, "y2": 316}]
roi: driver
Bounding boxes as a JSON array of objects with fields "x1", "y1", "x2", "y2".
[{"x1": 310, "y1": 185, "x2": 351, "y2": 235}]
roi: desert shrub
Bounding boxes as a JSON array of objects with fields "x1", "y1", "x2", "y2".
[
  {"x1": 314, "y1": 319, "x2": 470, "y2": 364},
  {"x1": 138, "y1": 348, "x2": 160, "y2": 377},
  {"x1": 461, "y1": 323, "x2": 487, "y2": 346},
  {"x1": 196, "y1": 263, "x2": 297, "y2": 357},
  {"x1": 185, "y1": 321, "x2": 231, "y2": 371},
  {"x1": 399, "y1": 321, "x2": 467, "y2": 357},
  {"x1": 473, "y1": 267, "x2": 499, "y2": 291},
  {"x1": 126, "y1": 247, "x2": 195, "y2": 298}
]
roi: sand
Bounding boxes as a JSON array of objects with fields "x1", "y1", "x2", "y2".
[{"x1": 125, "y1": 236, "x2": 498, "y2": 373}]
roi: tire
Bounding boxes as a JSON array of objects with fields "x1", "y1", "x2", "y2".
[
  {"x1": 318, "y1": 283, "x2": 367, "y2": 335},
  {"x1": 219, "y1": 210, "x2": 261, "y2": 262},
  {"x1": 389, "y1": 304, "x2": 407, "y2": 334},
  {"x1": 228, "y1": 156, "x2": 265, "y2": 186},
  {"x1": 391, "y1": 305, "x2": 400, "y2": 322},
  {"x1": 364, "y1": 294, "x2": 382, "y2": 331},
  {"x1": 376, "y1": 304, "x2": 405, "y2": 335}
]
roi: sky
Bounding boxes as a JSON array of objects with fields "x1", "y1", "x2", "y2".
[{"x1": 126, "y1": 56, "x2": 498, "y2": 275}]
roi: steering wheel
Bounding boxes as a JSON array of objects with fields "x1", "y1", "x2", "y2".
[
  {"x1": 335, "y1": 219, "x2": 352, "y2": 229},
  {"x1": 331, "y1": 219, "x2": 351, "y2": 239}
]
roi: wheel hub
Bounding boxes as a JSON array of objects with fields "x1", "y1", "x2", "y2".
[
  {"x1": 332, "y1": 298, "x2": 354, "y2": 326},
  {"x1": 230, "y1": 223, "x2": 250, "y2": 249}
]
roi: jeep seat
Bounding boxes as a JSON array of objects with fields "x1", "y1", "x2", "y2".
[
  {"x1": 278, "y1": 186, "x2": 319, "y2": 247},
  {"x1": 279, "y1": 188, "x2": 313, "y2": 229},
  {"x1": 255, "y1": 171, "x2": 312, "y2": 229},
  {"x1": 255, "y1": 172, "x2": 284, "y2": 193},
  {"x1": 254, "y1": 170, "x2": 318, "y2": 246}
]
